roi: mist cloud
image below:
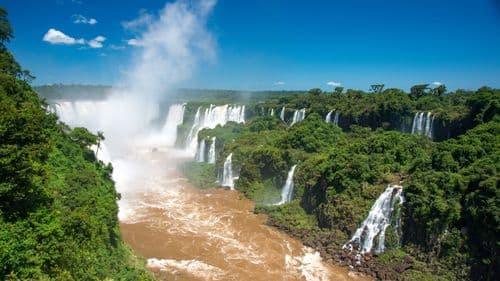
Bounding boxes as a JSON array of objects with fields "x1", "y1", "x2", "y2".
[
  {"x1": 93, "y1": 0, "x2": 218, "y2": 149},
  {"x1": 123, "y1": 0, "x2": 217, "y2": 97}
]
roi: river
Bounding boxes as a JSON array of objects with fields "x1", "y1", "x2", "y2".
[{"x1": 116, "y1": 146, "x2": 368, "y2": 281}]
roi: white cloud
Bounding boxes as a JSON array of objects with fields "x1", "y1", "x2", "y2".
[
  {"x1": 87, "y1": 36, "x2": 106, "y2": 48},
  {"x1": 327, "y1": 81, "x2": 341, "y2": 87},
  {"x1": 43, "y1": 28, "x2": 84, "y2": 45},
  {"x1": 127, "y1": 38, "x2": 141, "y2": 46},
  {"x1": 73, "y1": 14, "x2": 98, "y2": 25},
  {"x1": 273, "y1": 81, "x2": 285, "y2": 86},
  {"x1": 432, "y1": 81, "x2": 443, "y2": 86}
]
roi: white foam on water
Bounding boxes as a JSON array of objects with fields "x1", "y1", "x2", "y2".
[
  {"x1": 147, "y1": 258, "x2": 225, "y2": 280},
  {"x1": 285, "y1": 247, "x2": 331, "y2": 281}
]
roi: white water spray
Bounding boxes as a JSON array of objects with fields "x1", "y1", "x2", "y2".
[
  {"x1": 290, "y1": 109, "x2": 306, "y2": 126},
  {"x1": 196, "y1": 139, "x2": 206, "y2": 162},
  {"x1": 208, "y1": 137, "x2": 216, "y2": 164},
  {"x1": 275, "y1": 165, "x2": 297, "y2": 205},
  {"x1": 186, "y1": 104, "x2": 245, "y2": 156},
  {"x1": 343, "y1": 184, "x2": 404, "y2": 254},
  {"x1": 160, "y1": 104, "x2": 185, "y2": 146},
  {"x1": 221, "y1": 153, "x2": 234, "y2": 190},
  {"x1": 411, "y1": 112, "x2": 434, "y2": 139},
  {"x1": 325, "y1": 111, "x2": 333, "y2": 123},
  {"x1": 280, "y1": 107, "x2": 285, "y2": 122}
]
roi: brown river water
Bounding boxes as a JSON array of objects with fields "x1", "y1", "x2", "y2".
[{"x1": 116, "y1": 147, "x2": 368, "y2": 281}]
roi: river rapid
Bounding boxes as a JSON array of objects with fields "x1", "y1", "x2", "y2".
[{"x1": 116, "y1": 146, "x2": 368, "y2": 281}]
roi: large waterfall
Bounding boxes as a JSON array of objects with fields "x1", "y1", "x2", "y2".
[
  {"x1": 161, "y1": 104, "x2": 185, "y2": 146},
  {"x1": 208, "y1": 137, "x2": 216, "y2": 164},
  {"x1": 270, "y1": 108, "x2": 275, "y2": 116},
  {"x1": 411, "y1": 112, "x2": 434, "y2": 139},
  {"x1": 290, "y1": 109, "x2": 306, "y2": 126},
  {"x1": 186, "y1": 104, "x2": 245, "y2": 155},
  {"x1": 221, "y1": 153, "x2": 234, "y2": 190},
  {"x1": 280, "y1": 107, "x2": 285, "y2": 121},
  {"x1": 196, "y1": 139, "x2": 206, "y2": 162},
  {"x1": 275, "y1": 165, "x2": 297, "y2": 205},
  {"x1": 343, "y1": 184, "x2": 404, "y2": 254}
]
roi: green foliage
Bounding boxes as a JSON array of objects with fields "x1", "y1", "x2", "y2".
[
  {"x1": 0, "y1": 11, "x2": 152, "y2": 280},
  {"x1": 192, "y1": 85, "x2": 499, "y2": 280},
  {"x1": 181, "y1": 162, "x2": 217, "y2": 189}
]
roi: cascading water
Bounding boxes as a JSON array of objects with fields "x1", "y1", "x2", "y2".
[
  {"x1": 325, "y1": 111, "x2": 333, "y2": 123},
  {"x1": 186, "y1": 104, "x2": 245, "y2": 156},
  {"x1": 290, "y1": 109, "x2": 306, "y2": 126},
  {"x1": 208, "y1": 137, "x2": 216, "y2": 164},
  {"x1": 280, "y1": 107, "x2": 285, "y2": 121},
  {"x1": 270, "y1": 108, "x2": 275, "y2": 116},
  {"x1": 196, "y1": 139, "x2": 206, "y2": 162},
  {"x1": 411, "y1": 112, "x2": 434, "y2": 139},
  {"x1": 275, "y1": 165, "x2": 297, "y2": 205},
  {"x1": 221, "y1": 153, "x2": 234, "y2": 190},
  {"x1": 91, "y1": 141, "x2": 112, "y2": 164},
  {"x1": 343, "y1": 184, "x2": 404, "y2": 254},
  {"x1": 161, "y1": 103, "x2": 185, "y2": 146},
  {"x1": 333, "y1": 112, "x2": 339, "y2": 126}
]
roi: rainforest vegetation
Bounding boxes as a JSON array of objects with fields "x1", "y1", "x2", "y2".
[
  {"x1": 184, "y1": 86, "x2": 499, "y2": 280},
  {"x1": 0, "y1": 9, "x2": 152, "y2": 280}
]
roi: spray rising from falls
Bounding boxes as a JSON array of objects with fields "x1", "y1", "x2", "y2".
[
  {"x1": 290, "y1": 109, "x2": 306, "y2": 126},
  {"x1": 343, "y1": 184, "x2": 404, "y2": 254},
  {"x1": 411, "y1": 112, "x2": 434, "y2": 139},
  {"x1": 275, "y1": 165, "x2": 297, "y2": 205},
  {"x1": 221, "y1": 153, "x2": 235, "y2": 190},
  {"x1": 160, "y1": 104, "x2": 185, "y2": 146},
  {"x1": 186, "y1": 104, "x2": 245, "y2": 155},
  {"x1": 208, "y1": 137, "x2": 216, "y2": 164}
]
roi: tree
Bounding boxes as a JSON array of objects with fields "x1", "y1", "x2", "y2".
[
  {"x1": 370, "y1": 84, "x2": 385, "y2": 93},
  {"x1": 410, "y1": 84, "x2": 429, "y2": 99},
  {"x1": 0, "y1": 8, "x2": 13, "y2": 48},
  {"x1": 432, "y1": 84, "x2": 447, "y2": 96},
  {"x1": 334, "y1": 86, "x2": 344, "y2": 94},
  {"x1": 308, "y1": 88, "x2": 322, "y2": 96}
]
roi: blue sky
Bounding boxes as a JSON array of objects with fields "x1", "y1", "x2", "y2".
[{"x1": 3, "y1": 0, "x2": 500, "y2": 91}]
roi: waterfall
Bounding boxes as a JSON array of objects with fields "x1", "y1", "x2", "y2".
[
  {"x1": 186, "y1": 107, "x2": 201, "y2": 150},
  {"x1": 275, "y1": 165, "x2": 297, "y2": 205},
  {"x1": 280, "y1": 107, "x2": 285, "y2": 121},
  {"x1": 91, "y1": 141, "x2": 111, "y2": 164},
  {"x1": 186, "y1": 105, "x2": 245, "y2": 156},
  {"x1": 411, "y1": 112, "x2": 434, "y2": 139},
  {"x1": 290, "y1": 108, "x2": 306, "y2": 126},
  {"x1": 343, "y1": 184, "x2": 405, "y2": 254},
  {"x1": 208, "y1": 137, "x2": 216, "y2": 164},
  {"x1": 196, "y1": 139, "x2": 206, "y2": 162},
  {"x1": 160, "y1": 103, "x2": 185, "y2": 146},
  {"x1": 333, "y1": 111, "x2": 339, "y2": 126},
  {"x1": 270, "y1": 108, "x2": 275, "y2": 116},
  {"x1": 221, "y1": 153, "x2": 234, "y2": 190},
  {"x1": 325, "y1": 110, "x2": 333, "y2": 123}
]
